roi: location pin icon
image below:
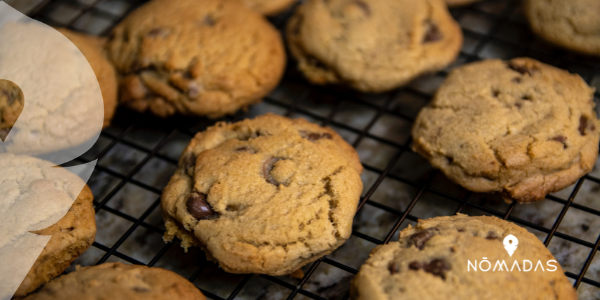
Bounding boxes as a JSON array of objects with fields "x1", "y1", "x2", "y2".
[{"x1": 503, "y1": 234, "x2": 519, "y2": 257}]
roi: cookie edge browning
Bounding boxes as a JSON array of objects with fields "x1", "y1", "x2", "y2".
[
  {"x1": 161, "y1": 113, "x2": 363, "y2": 275},
  {"x1": 13, "y1": 184, "x2": 96, "y2": 298},
  {"x1": 524, "y1": 0, "x2": 600, "y2": 56},
  {"x1": 286, "y1": 0, "x2": 464, "y2": 92},
  {"x1": 244, "y1": 0, "x2": 297, "y2": 15},
  {"x1": 411, "y1": 58, "x2": 600, "y2": 203},
  {"x1": 350, "y1": 214, "x2": 578, "y2": 300}
]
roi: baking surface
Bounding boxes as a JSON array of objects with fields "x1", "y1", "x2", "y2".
[{"x1": 7, "y1": 0, "x2": 600, "y2": 299}]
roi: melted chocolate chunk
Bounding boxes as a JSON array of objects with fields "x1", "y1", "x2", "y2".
[
  {"x1": 521, "y1": 94, "x2": 532, "y2": 101},
  {"x1": 409, "y1": 259, "x2": 450, "y2": 279},
  {"x1": 582, "y1": 224, "x2": 590, "y2": 232},
  {"x1": 552, "y1": 136, "x2": 568, "y2": 149},
  {"x1": 300, "y1": 130, "x2": 333, "y2": 142},
  {"x1": 187, "y1": 193, "x2": 217, "y2": 220},
  {"x1": 354, "y1": 0, "x2": 370, "y2": 16},
  {"x1": 507, "y1": 62, "x2": 532, "y2": 75},
  {"x1": 423, "y1": 21, "x2": 443, "y2": 43},
  {"x1": 263, "y1": 157, "x2": 281, "y2": 185},
  {"x1": 204, "y1": 15, "x2": 216, "y2": 26},
  {"x1": 388, "y1": 262, "x2": 400, "y2": 274},
  {"x1": 486, "y1": 231, "x2": 498, "y2": 240},
  {"x1": 147, "y1": 27, "x2": 169, "y2": 37},
  {"x1": 408, "y1": 229, "x2": 435, "y2": 250},
  {"x1": 579, "y1": 115, "x2": 589, "y2": 135},
  {"x1": 235, "y1": 146, "x2": 255, "y2": 154},
  {"x1": 492, "y1": 89, "x2": 500, "y2": 97}
]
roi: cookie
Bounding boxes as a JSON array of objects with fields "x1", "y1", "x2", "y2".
[
  {"x1": 286, "y1": 0, "x2": 462, "y2": 92},
  {"x1": 106, "y1": 0, "x2": 286, "y2": 118},
  {"x1": 445, "y1": 0, "x2": 481, "y2": 6},
  {"x1": 161, "y1": 113, "x2": 363, "y2": 275},
  {"x1": 242, "y1": 0, "x2": 297, "y2": 15},
  {"x1": 525, "y1": 0, "x2": 600, "y2": 56},
  {"x1": 0, "y1": 79, "x2": 24, "y2": 141},
  {"x1": 0, "y1": 154, "x2": 96, "y2": 298},
  {"x1": 22, "y1": 262, "x2": 205, "y2": 300},
  {"x1": 0, "y1": 21, "x2": 105, "y2": 158},
  {"x1": 57, "y1": 28, "x2": 118, "y2": 128},
  {"x1": 412, "y1": 58, "x2": 600, "y2": 203},
  {"x1": 350, "y1": 214, "x2": 577, "y2": 300}
]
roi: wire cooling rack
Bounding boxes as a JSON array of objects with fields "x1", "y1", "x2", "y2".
[{"x1": 9, "y1": 0, "x2": 600, "y2": 298}]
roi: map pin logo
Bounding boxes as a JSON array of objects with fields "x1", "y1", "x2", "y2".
[{"x1": 503, "y1": 234, "x2": 518, "y2": 257}]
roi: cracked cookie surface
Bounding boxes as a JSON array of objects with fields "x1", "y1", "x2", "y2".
[
  {"x1": 525, "y1": 0, "x2": 600, "y2": 56},
  {"x1": 286, "y1": 0, "x2": 462, "y2": 92},
  {"x1": 350, "y1": 214, "x2": 577, "y2": 300},
  {"x1": 57, "y1": 28, "x2": 118, "y2": 128},
  {"x1": 161, "y1": 113, "x2": 363, "y2": 275},
  {"x1": 106, "y1": 0, "x2": 286, "y2": 118},
  {"x1": 23, "y1": 262, "x2": 206, "y2": 300},
  {"x1": 0, "y1": 154, "x2": 96, "y2": 298},
  {"x1": 412, "y1": 58, "x2": 600, "y2": 203}
]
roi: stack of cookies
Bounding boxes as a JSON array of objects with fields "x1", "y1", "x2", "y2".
[{"x1": 5, "y1": 0, "x2": 600, "y2": 298}]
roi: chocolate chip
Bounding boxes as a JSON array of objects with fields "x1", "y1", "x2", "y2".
[
  {"x1": 492, "y1": 89, "x2": 500, "y2": 97},
  {"x1": 582, "y1": 224, "x2": 590, "y2": 232},
  {"x1": 353, "y1": 0, "x2": 370, "y2": 16},
  {"x1": 263, "y1": 157, "x2": 281, "y2": 185},
  {"x1": 132, "y1": 287, "x2": 151, "y2": 293},
  {"x1": 408, "y1": 229, "x2": 435, "y2": 250},
  {"x1": 300, "y1": 130, "x2": 333, "y2": 142},
  {"x1": 147, "y1": 27, "x2": 168, "y2": 37},
  {"x1": 580, "y1": 115, "x2": 589, "y2": 135},
  {"x1": 0, "y1": 128, "x2": 10, "y2": 141},
  {"x1": 235, "y1": 146, "x2": 255, "y2": 154},
  {"x1": 486, "y1": 231, "x2": 498, "y2": 240},
  {"x1": 409, "y1": 259, "x2": 450, "y2": 279},
  {"x1": 423, "y1": 21, "x2": 443, "y2": 43},
  {"x1": 507, "y1": 61, "x2": 532, "y2": 75},
  {"x1": 551, "y1": 136, "x2": 568, "y2": 149},
  {"x1": 521, "y1": 95, "x2": 532, "y2": 100},
  {"x1": 186, "y1": 193, "x2": 216, "y2": 220},
  {"x1": 388, "y1": 262, "x2": 400, "y2": 274},
  {"x1": 512, "y1": 77, "x2": 522, "y2": 84},
  {"x1": 445, "y1": 156, "x2": 454, "y2": 164},
  {"x1": 204, "y1": 15, "x2": 216, "y2": 26}
]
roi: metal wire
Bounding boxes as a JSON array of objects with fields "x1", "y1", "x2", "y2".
[{"x1": 17, "y1": 0, "x2": 600, "y2": 298}]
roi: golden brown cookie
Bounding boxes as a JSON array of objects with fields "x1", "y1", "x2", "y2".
[
  {"x1": 525, "y1": 0, "x2": 600, "y2": 56},
  {"x1": 106, "y1": 0, "x2": 286, "y2": 118},
  {"x1": 161, "y1": 114, "x2": 363, "y2": 275},
  {"x1": 22, "y1": 263, "x2": 205, "y2": 300},
  {"x1": 57, "y1": 28, "x2": 118, "y2": 128},
  {"x1": 351, "y1": 214, "x2": 577, "y2": 300},
  {"x1": 412, "y1": 58, "x2": 600, "y2": 203},
  {"x1": 286, "y1": 0, "x2": 462, "y2": 92}
]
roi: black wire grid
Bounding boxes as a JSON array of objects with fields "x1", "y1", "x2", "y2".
[{"x1": 12, "y1": 0, "x2": 600, "y2": 298}]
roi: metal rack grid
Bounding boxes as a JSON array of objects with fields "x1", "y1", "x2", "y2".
[{"x1": 10, "y1": 0, "x2": 600, "y2": 298}]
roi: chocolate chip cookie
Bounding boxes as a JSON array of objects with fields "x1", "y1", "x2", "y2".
[
  {"x1": 107, "y1": 0, "x2": 286, "y2": 118},
  {"x1": 22, "y1": 263, "x2": 205, "y2": 300},
  {"x1": 525, "y1": 0, "x2": 600, "y2": 56},
  {"x1": 351, "y1": 214, "x2": 577, "y2": 300},
  {"x1": 161, "y1": 113, "x2": 363, "y2": 275},
  {"x1": 57, "y1": 28, "x2": 118, "y2": 128},
  {"x1": 0, "y1": 79, "x2": 24, "y2": 141},
  {"x1": 0, "y1": 154, "x2": 96, "y2": 298},
  {"x1": 286, "y1": 0, "x2": 463, "y2": 92},
  {"x1": 0, "y1": 21, "x2": 105, "y2": 157},
  {"x1": 242, "y1": 0, "x2": 297, "y2": 15},
  {"x1": 412, "y1": 58, "x2": 600, "y2": 203}
]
